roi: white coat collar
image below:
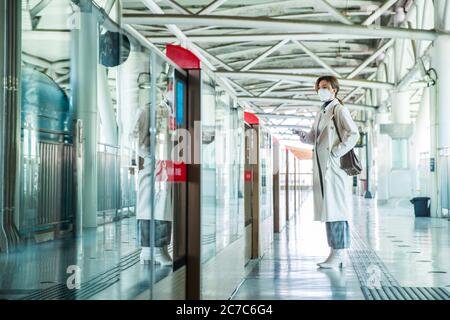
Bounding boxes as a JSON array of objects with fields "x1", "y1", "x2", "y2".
[{"x1": 315, "y1": 98, "x2": 340, "y2": 142}]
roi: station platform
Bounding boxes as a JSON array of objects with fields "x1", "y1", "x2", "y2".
[{"x1": 232, "y1": 192, "x2": 450, "y2": 300}]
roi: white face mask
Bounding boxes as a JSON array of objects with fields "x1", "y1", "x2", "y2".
[{"x1": 317, "y1": 88, "x2": 334, "y2": 102}]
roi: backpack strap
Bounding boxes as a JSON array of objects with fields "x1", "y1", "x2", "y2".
[{"x1": 332, "y1": 104, "x2": 342, "y2": 143}]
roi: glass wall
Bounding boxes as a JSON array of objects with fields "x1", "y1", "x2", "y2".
[
  {"x1": 0, "y1": 1, "x2": 186, "y2": 300},
  {"x1": 259, "y1": 128, "x2": 273, "y2": 221},
  {"x1": 287, "y1": 151, "x2": 296, "y2": 220},
  {"x1": 200, "y1": 73, "x2": 217, "y2": 264},
  {"x1": 259, "y1": 127, "x2": 274, "y2": 254},
  {"x1": 200, "y1": 72, "x2": 245, "y2": 299},
  {"x1": 279, "y1": 147, "x2": 287, "y2": 231}
]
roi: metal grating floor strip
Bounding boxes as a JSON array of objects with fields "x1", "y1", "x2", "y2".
[
  {"x1": 21, "y1": 249, "x2": 141, "y2": 300},
  {"x1": 361, "y1": 286, "x2": 450, "y2": 300},
  {"x1": 348, "y1": 226, "x2": 400, "y2": 288},
  {"x1": 348, "y1": 225, "x2": 449, "y2": 301}
]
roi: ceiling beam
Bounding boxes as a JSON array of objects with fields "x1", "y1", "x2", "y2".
[
  {"x1": 144, "y1": 33, "x2": 380, "y2": 43},
  {"x1": 343, "y1": 72, "x2": 377, "y2": 102},
  {"x1": 237, "y1": 96, "x2": 375, "y2": 110},
  {"x1": 241, "y1": 39, "x2": 289, "y2": 71},
  {"x1": 255, "y1": 113, "x2": 315, "y2": 120},
  {"x1": 259, "y1": 80, "x2": 284, "y2": 97},
  {"x1": 215, "y1": 71, "x2": 395, "y2": 89},
  {"x1": 346, "y1": 39, "x2": 394, "y2": 79},
  {"x1": 362, "y1": 0, "x2": 399, "y2": 26},
  {"x1": 123, "y1": 14, "x2": 439, "y2": 40},
  {"x1": 197, "y1": 0, "x2": 229, "y2": 15},
  {"x1": 252, "y1": 67, "x2": 378, "y2": 74},
  {"x1": 316, "y1": 0, "x2": 353, "y2": 25},
  {"x1": 139, "y1": 0, "x2": 216, "y2": 70},
  {"x1": 104, "y1": 0, "x2": 116, "y2": 15},
  {"x1": 162, "y1": 0, "x2": 193, "y2": 15},
  {"x1": 137, "y1": 1, "x2": 265, "y2": 113},
  {"x1": 267, "y1": 125, "x2": 311, "y2": 130},
  {"x1": 122, "y1": 24, "x2": 185, "y2": 73},
  {"x1": 397, "y1": 43, "x2": 433, "y2": 90},
  {"x1": 292, "y1": 40, "x2": 341, "y2": 77}
]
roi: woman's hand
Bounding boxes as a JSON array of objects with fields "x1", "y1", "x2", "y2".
[
  {"x1": 293, "y1": 129, "x2": 307, "y2": 140},
  {"x1": 294, "y1": 127, "x2": 315, "y2": 145}
]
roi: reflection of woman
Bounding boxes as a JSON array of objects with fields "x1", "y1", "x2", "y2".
[
  {"x1": 132, "y1": 74, "x2": 173, "y2": 266},
  {"x1": 296, "y1": 76, "x2": 359, "y2": 269}
]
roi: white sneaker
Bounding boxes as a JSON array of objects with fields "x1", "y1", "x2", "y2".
[
  {"x1": 140, "y1": 246, "x2": 173, "y2": 266},
  {"x1": 317, "y1": 249, "x2": 334, "y2": 266},
  {"x1": 140, "y1": 247, "x2": 151, "y2": 264},
  {"x1": 318, "y1": 249, "x2": 346, "y2": 269},
  {"x1": 154, "y1": 246, "x2": 172, "y2": 267}
]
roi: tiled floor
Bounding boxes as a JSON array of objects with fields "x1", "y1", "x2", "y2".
[
  {"x1": 0, "y1": 216, "x2": 141, "y2": 299},
  {"x1": 1, "y1": 192, "x2": 449, "y2": 300},
  {"x1": 351, "y1": 197, "x2": 450, "y2": 289},
  {"x1": 232, "y1": 192, "x2": 450, "y2": 300}
]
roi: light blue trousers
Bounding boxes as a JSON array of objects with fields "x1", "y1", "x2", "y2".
[{"x1": 325, "y1": 221, "x2": 350, "y2": 249}]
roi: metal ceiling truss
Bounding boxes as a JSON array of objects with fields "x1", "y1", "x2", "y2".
[{"x1": 121, "y1": 0, "x2": 443, "y2": 138}]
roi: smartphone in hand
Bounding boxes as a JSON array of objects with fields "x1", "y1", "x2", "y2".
[{"x1": 292, "y1": 129, "x2": 306, "y2": 138}]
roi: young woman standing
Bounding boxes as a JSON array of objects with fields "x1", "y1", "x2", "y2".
[{"x1": 297, "y1": 76, "x2": 359, "y2": 269}]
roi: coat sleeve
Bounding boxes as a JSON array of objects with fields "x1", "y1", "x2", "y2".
[
  {"x1": 331, "y1": 105, "x2": 359, "y2": 157},
  {"x1": 299, "y1": 113, "x2": 318, "y2": 145}
]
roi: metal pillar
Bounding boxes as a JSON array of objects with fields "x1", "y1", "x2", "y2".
[
  {"x1": 431, "y1": 35, "x2": 450, "y2": 218},
  {"x1": 186, "y1": 69, "x2": 202, "y2": 300},
  {"x1": 364, "y1": 131, "x2": 373, "y2": 199},
  {"x1": 391, "y1": 90, "x2": 411, "y2": 124},
  {"x1": 272, "y1": 141, "x2": 281, "y2": 233},
  {"x1": 388, "y1": 91, "x2": 413, "y2": 199},
  {"x1": 71, "y1": 1, "x2": 98, "y2": 228},
  {"x1": 97, "y1": 65, "x2": 118, "y2": 145},
  {"x1": 375, "y1": 109, "x2": 390, "y2": 204},
  {"x1": 413, "y1": 88, "x2": 431, "y2": 197},
  {"x1": 0, "y1": 0, "x2": 22, "y2": 252},
  {"x1": 0, "y1": 0, "x2": 5, "y2": 252},
  {"x1": 285, "y1": 149, "x2": 289, "y2": 221},
  {"x1": 434, "y1": 35, "x2": 450, "y2": 150}
]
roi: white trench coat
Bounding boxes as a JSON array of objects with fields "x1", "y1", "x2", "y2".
[
  {"x1": 131, "y1": 102, "x2": 173, "y2": 222},
  {"x1": 300, "y1": 98, "x2": 359, "y2": 222}
]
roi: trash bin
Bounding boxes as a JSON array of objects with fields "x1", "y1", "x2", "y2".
[{"x1": 410, "y1": 197, "x2": 431, "y2": 217}]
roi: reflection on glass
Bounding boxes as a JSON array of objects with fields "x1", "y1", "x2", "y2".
[
  {"x1": 201, "y1": 74, "x2": 217, "y2": 264},
  {"x1": 279, "y1": 148, "x2": 287, "y2": 229},
  {"x1": 0, "y1": 1, "x2": 186, "y2": 300},
  {"x1": 260, "y1": 129, "x2": 273, "y2": 220},
  {"x1": 200, "y1": 73, "x2": 245, "y2": 298}
]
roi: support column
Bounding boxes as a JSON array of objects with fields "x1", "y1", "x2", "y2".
[
  {"x1": 285, "y1": 149, "x2": 289, "y2": 221},
  {"x1": 0, "y1": 0, "x2": 22, "y2": 252},
  {"x1": 364, "y1": 110, "x2": 373, "y2": 198},
  {"x1": 71, "y1": 1, "x2": 98, "y2": 228},
  {"x1": 97, "y1": 65, "x2": 118, "y2": 145},
  {"x1": 272, "y1": 140, "x2": 281, "y2": 233},
  {"x1": 0, "y1": 0, "x2": 5, "y2": 252},
  {"x1": 431, "y1": 34, "x2": 450, "y2": 217},
  {"x1": 434, "y1": 35, "x2": 450, "y2": 150},
  {"x1": 186, "y1": 69, "x2": 201, "y2": 299},
  {"x1": 380, "y1": 91, "x2": 413, "y2": 199},
  {"x1": 391, "y1": 91, "x2": 411, "y2": 124},
  {"x1": 412, "y1": 88, "x2": 431, "y2": 197},
  {"x1": 375, "y1": 109, "x2": 390, "y2": 204}
]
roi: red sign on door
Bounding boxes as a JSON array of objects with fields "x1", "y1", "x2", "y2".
[
  {"x1": 155, "y1": 160, "x2": 187, "y2": 182},
  {"x1": 170, "y1": 116, "x2": 176, "y2": 131},
  {"x1": 244, "y1": 170, "x2": 252, "y2": 182}
]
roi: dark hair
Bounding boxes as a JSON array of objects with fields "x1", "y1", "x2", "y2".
[{"x1": 315, "y1": 75, "x2": 344, "y2": 105}]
